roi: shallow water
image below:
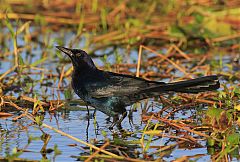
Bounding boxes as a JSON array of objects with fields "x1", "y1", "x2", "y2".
[
  {"x1": 0, "y1": 28, "x2": 239, "y2": 161},
  {"x1": 0, "y1": 106, "x2": 143, "y2": 161},
  {"x1": 2, "y1": 103, "x2": 235, "y2": 161}
]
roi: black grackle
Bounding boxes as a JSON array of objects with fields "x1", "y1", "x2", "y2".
[{"x1": 57, "y1": 46, "x2": 220, "y2": 129}]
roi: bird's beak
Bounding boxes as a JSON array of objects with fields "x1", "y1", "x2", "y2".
[{"x1": 56, "y1": 46, "x2": 73, "y2": 57}]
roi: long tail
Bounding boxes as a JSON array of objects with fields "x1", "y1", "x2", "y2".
[
  {"x1": 127, "y1": 75, "x2": 220, "y2": 105},
  {"x1": 160, "y1": 75, "x2": 220, "y2": 93}
]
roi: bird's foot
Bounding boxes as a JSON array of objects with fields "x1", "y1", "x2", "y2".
[{"x1": 108, "y1": 112, "x2": 127, "y2": 130}]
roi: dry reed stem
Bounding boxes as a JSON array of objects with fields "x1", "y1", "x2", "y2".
[
  {"x1": 212, "y1": 32, "x2": 240, "y2": 42},
  {"x1": 0, "y1": 112, "x2": 14, "y2": 118},
  {"x1": 20, "y1": 95, "x2": 49, "y2": 106},
  {"x1": 136, "y1": 45, "x2": 143, "y2": 77},
  {"x1": 13, "y1": 36, "x2": 18, "y2": 67},
  {"x1": 173, "y1": 154, "x2": 206, "y2": 162},
  {"x1": 0, "y1": 65, "x2": 17, "y2": 81},
  {"x1": 179, "y1": 94, "x2": 219, "y2": 105},
  {"x1": 190, "y1": 55, "x2": 207, "y2": 72},
  {"x1": 85, "y1": 141, "x2": 110, "y2": 162},
  {"x1": 159, "y1": 140, "x2": 186, "y2": 152},
  {"x1": 157, "y1": 117, "x2": 213, "y2": 139},
  {"x1": 142, "y1": 114, "x2": 214, "y2": 139},
  {"x1": 145, "y1": 132, "x2": 199, "y2": 143},
  {"x1": 147, "y1": 141, "x2": 186, "y2": 158},
  {"x1": 58, "y1": 66, "x2": 65, "y2": 89},
  {"x1": 141, "y1": 45, "x2": 193, "y2": 78},
  {"x1": 172, "y1": 44, "x2": 191, "y2": 61},
  {"x1": 0, "y1": 13, "x2": 82, "y2": 25},
  {"x1": 41, "y1": 123, "x2": 124, "y2": 159}
]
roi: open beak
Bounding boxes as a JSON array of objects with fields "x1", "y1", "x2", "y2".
[{"x1": 56, "y1": 46, "x2": 73, "y2": 57}]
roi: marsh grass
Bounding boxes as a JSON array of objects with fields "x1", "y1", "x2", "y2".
[{"x1": 0, "y1": 0, "x2": 240, "y2": 161}]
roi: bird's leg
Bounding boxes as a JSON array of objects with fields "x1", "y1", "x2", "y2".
[
  {"x1": 128, "y1": 110, "x2": 134, "y2": 127},
  {"x1": 117, "y1": 111, "x2": 127, "y2": 126},
  {"x1": 86, "y1": 105, "x2": 90, "y2": 142},
  {"x1": 93, "y1": 109, "x2": 99, "y2": 136},
  {"x1": 109, "y1": 111, "x2": 127, "y2": 130},
  {"x1": 86, "y1": 105, "x2": 90, "y2": 117},
  {"x1": 109, "y1": 114, "x2": 119, "y2": 130},
  {"x1": 86, "y1": 119, "x2": 89, "y2": 142},
  {"x1": 116, "y1": 111, "x2": 127, "y2": 130}
]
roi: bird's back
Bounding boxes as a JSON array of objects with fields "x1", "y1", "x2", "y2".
[{"x1": 71, "y1": 69, "x2": 166, "y2": 105}]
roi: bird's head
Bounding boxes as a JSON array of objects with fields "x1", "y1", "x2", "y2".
[{"x1": 56, "y1": 46, "x2": 96, "y2": 70}]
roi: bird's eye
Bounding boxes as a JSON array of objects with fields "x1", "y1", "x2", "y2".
[{"x1": 76, "y1": 53, "x2": 82, "y2": 57}]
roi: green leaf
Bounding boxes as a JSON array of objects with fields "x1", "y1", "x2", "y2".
[
  {"x1": 206, "y1": 107, "x2": 222, "y2": 119},
  {"x1": 234, "y1": 104, "x2": 240, "y2": 111},
  {"x1": 227, "y1": 133, "x2": 240, "y2": 145},
  {"x1": 64, "y1": 89, "x2": 72, "y2": 100},
  {"x1": 31, "y1": 57, "x2": 47, "y2": 67},
  {"x1": 34, "y1": 14, "x2": 47, "y2": 26},
  {"x1": 195, "y1": 13, "x2": 204, "y2": 23},
  {"x1": 35, "y1": 116, "x2": 42, "y2": 126},
  {"x1": 12, "y1": 147, "x2": 18, "y2": 154},
  {"x1": 211, "y1": 8, "x2": 240, "y2": 17},
  {"x1": 55, "y1": 51, "x2": 63, "y2": 59},
  {"x1": 168, "y1": 25, "x2": 185, "y2": 37},
  {"x1": 204, "y1": 17, "x2": 232, "y2": 36},
  {"x1": 4, "y1": 19, "x2": 15, "y2": 37},
  {"x1": 219, "y1": 91, "x2": 226, "y2": 99},
  {"x1": 18, "y1": 55, "x2": 25, "y2": 65},
  {"x1": 92, "y1": 0, "x2": 98, "y2": 12},
  {"x1": 101, "y1": 130, "x2": 107, "y2": 137},
  {"x1": 101, "y1": 8, "x2": 107, "y2": 31},
  {"x1": 17, "y1": 21, "x2": 31, "y2": 35},
  {"x1": 40, "y1": 158, "x2": 51, "y2": 162},
  {"x1": 207, "y1": 138, "x2": 215, "y2": 147},
  {"x1": 54, "y1": 144, "x2": 62, "y2": 156}
]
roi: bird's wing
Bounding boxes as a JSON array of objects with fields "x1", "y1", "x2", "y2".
[{"x1": 86, "y1": 71, "x2": 165, "y2": 98}]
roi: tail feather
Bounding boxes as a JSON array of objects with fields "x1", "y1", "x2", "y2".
[
  {"x1": 162, "y1": 75, "x2": 220, "y2": 93},
  {"x1": 127, "y1": 75, "x2": 220, "y2": 105}
]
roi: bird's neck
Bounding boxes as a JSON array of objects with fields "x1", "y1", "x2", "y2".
[
  {"x1": 72, "y1": 65, "x2": 97, "y2": 78},
  {"x1": 71, "y1": 66, "x2": 99, "y2": 93}
]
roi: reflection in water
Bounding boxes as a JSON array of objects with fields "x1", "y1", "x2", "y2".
[
  {"x1": 0, "y1": 107, "x2": 143, "y2": 161},
  {"x1": 0, "y1": 100, "x2": 228, "y2": 161}
]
